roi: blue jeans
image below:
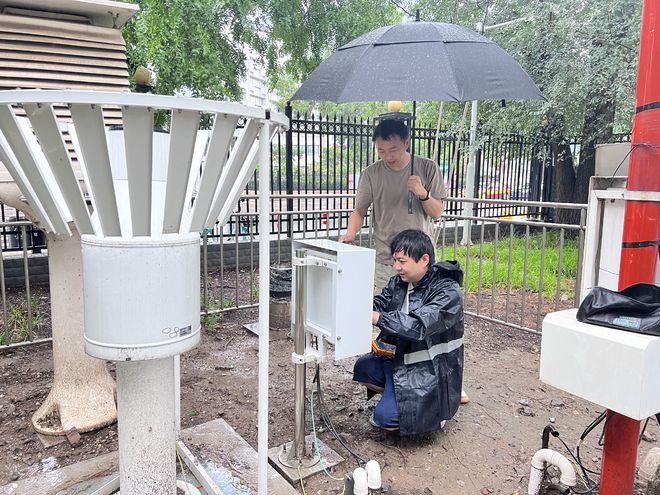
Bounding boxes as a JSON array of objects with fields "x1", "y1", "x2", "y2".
[{"x1": 353, "y1": 354, "x2": 399, "y2": 429}]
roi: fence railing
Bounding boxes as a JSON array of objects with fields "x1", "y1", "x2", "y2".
[
  {"x1": 438, "y1": 198, "x2": 587, "y2": 334},
  {"x1": 0, "y1": 198, "x2": 588, "y2": 349},
  {"x1": 235, "y1": 113, "x2": 578, "y2": 232}
]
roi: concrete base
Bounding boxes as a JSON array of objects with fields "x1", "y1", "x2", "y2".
[
  {"x1": 180, "y1": 419, "x2": 297, "y2": 494},
  {"x1": 268, "y1": 435, "x2": 344, "y2": 485},
  {"x1": 0, "y1": 419, "x2": 297, "y2": 495}
]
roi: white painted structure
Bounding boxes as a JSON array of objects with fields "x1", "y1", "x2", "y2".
[
  {"x1": 541, "y1": 309, "x2": 660, "y2": 421},
  {"x1": 0, "y1": 89, "x2": 287, "y2": 494},
  {"x1": 291, "y1": 238, "x2": 375, "y2": 360},
  {"x1": 580, "y1": 177, "x2": 660, "y2": 300},
  {"x1": 541, "y1": 177, "x2": 660, "y2": 423}
]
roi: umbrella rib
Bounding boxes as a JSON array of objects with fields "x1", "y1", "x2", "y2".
[
  {"x1": 368, "y1": 40, "x2": 491, "y2": 47},
  {"x1": 340, "y1": 23, "x2": 399, "y2": 50},
  {"x1": 336, "y1": 46, "x2": 375, "y2": 103},
  {"x1": 441, "y1": 42, "x2": 464, "y2": 103}
]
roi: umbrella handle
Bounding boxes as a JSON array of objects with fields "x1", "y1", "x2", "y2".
[{"x1": 408, "y1": 155, "x2": 414, "y2": 214}]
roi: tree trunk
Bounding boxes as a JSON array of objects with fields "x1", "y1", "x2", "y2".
[
  {"x1": 31, "y1": 230, "x2": 117, "y2": 435},
  {"x1": 0, "y1": 182, "x2": 117, "y2": 435},
  {"x1": 575, "y1": 94, "x2": 616, "y2": 206},
  {"x1": 550, "y1": 141, "x2": 576, "y2": 224}
]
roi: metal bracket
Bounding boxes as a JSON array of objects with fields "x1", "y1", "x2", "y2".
[
  {"x1": 292, "y1": 255, "x2": 337, "y2": 270},
  {"x1": 291, "y1": 348, "x2": 323, "y2": 364},
  {"x1": 596, "y1": 188, "x2": 660, "y2": 202}
]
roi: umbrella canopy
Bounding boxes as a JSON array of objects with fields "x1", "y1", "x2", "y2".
[{"x1": 291, "y1": 21, "x2": 544, "y2": 103}]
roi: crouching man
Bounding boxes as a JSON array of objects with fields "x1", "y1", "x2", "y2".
[{"x1": 353, "y1": 229, "x2": 464, "y2": 435}]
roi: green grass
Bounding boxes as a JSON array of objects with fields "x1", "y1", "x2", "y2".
[
  {"x1": 0, "y1": 298, "x2": 46, "y2": 345},
  {"x1": 437, "y1": 232, "x2": 579, "y2": 299}
]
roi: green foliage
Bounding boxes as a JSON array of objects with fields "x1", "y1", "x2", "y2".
[
  {"x1": 222, "y1": 298, "x2": 237, "y2": 309},
  {"x1": 122, "y1": 0, "x2": 258, "y2": 100},
  {"x1": 201, "y1": 298, "x2": 220, "y2": 332},
  {"x1": 119, "y1": 0, "x2": 640, "y2": 142},
  {"x1": 412, "y1": 0, "x2": 641, "y2": 138},
  {"x1": 264, "y1": 0, "x2": 403, "y2": 85}
]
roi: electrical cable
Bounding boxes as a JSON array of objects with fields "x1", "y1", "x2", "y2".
[
  {"x1": 313, "y1": 364, "x2": 367, "y2": 466},
  {"x1": 310, "y1": 384, "x2": 346, "y2": 482},
  {"x1": 297, "y1": 464, "x2": 307, "y2": 495},
  {"x1": 315, "y1": 366, "x2": 366, "y2": 465},
  {"x1": 580, "y1": 411, "x2": 607, "y2": 442},
  {"x1": 570, "y1": 483, "x2": 599, "y2": 494},
  {"x1": 639, "y1": 417, "x2": 651, "y2": 444},
  {"x1": 608, "y1": 142, "x2": 660, "y2": 187},
  {"x1": 546, "y1": 426, "x2": 599, "y2": 494},
  {"x1": 176, "y1": 449, "x2": 193, "y2": 495},
  {"x1": 555, "y1": 434, "x2": 596, "y2": 485},
  {"x1": 575, "y1": 411, "x2": 607, "y2": 477}
]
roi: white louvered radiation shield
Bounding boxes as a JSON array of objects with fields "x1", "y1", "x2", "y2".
[{"x1": 0, "y1": 89, "x2": 288, "y2": 359}]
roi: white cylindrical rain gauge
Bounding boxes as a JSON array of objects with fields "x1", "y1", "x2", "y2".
[{"x1": 82, "y1": 234, "x2": 201, "y2": 361}]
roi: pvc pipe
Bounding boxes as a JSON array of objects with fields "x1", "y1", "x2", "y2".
[
  {"x1": 116, "y1": 357, "x2": 176, "y2": 495},
  {"x1": 365, "y1": 460, "x2": 381, "y2": 489},
  {"x1": 257, "y1": 122, "x2": 271, "y2": 495},
  {"x1": 353, "y1": 467, "x2": 368, "y2": 495},
  {"x1": 527, "y1": 449, "x2": 576, "y2": 495},
  {"x1": 176, "y1": 480, "x2": 202, "y2": 495}
]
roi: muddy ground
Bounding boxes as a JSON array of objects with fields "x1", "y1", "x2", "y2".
[{"x1": 1, "y1": 296, "x2": 658, "y2": 494}]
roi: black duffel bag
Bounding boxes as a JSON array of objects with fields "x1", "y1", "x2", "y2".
[{"x1": 576, "y1": 283, "x2": 660, "y2": 336}]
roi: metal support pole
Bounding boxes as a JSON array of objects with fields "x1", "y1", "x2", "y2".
[
  {"x1": 257, "y1": 122, "x2": 271, "y2": 495},
  {"x1": 277, "y1": 246, "x2": 320, "y2": 471},
  {"x1": 285, "y1": 103, "x2": 294, "y2": 239},
  {"x1": 408, "y1": 101, "x2": 417, "y2": 215},
  {"x1": 292, "y1": 248, "x2": 307, "y2": 459}
]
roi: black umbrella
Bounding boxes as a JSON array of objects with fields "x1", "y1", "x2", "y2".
[
  {"x1": 291, "y1": 20, "x2": 544, "y2": 213},
  {"x1": 291, "y1": 21, "x2": 544, "y2": 103}
]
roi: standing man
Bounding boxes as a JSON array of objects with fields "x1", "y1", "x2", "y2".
[{"x1": 339, "y1": 119, "x2": 447, "y2": 293}]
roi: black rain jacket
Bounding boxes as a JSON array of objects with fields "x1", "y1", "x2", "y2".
[{"x1": 374, "y1": 261, "x2": 464, "y2": 436}]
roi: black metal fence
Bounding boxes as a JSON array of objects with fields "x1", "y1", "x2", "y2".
[
  {"x1": 0, "y1": 110, "x2": 630, "y2": 251},
  {"x1": 230, "y1": 109, "x2": 573, "y2": 239},
  {"x1": 0, "y1": 205, "x2": 47, "y2": 253}
]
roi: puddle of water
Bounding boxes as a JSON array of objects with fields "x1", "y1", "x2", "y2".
[
  {"x1": 202, "y1": 462, "x2": 253, "y2": 495},
  {"x1": 41, "y1": 456, "x2": 59, "y2": 472}
]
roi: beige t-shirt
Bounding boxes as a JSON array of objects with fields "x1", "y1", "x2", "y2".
[{"x1": 355, "y1": 156, "x2": 447, "y2": 265}]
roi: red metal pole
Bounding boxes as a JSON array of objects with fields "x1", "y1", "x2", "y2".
[{"x1": 600, "y1": 1, "x2": 660, "y2": 494}]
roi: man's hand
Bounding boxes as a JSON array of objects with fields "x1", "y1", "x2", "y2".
[
  {"x1": 339, "y1": 232, "x2": 356, "y2": 243},
  {"x1": 407, "y1": 175, "x2": 427, "y2": 199},
  {"x1": 372, "y1": 311, "x2": 381, "y2": 325}
]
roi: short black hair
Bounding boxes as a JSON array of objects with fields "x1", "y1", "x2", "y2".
[
  {"x1": 373, "y1": 119, "x2": 409, "y2": 142},
  {"x1": 390, "y1": 229, "x2": 435, "y2": 266}
]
